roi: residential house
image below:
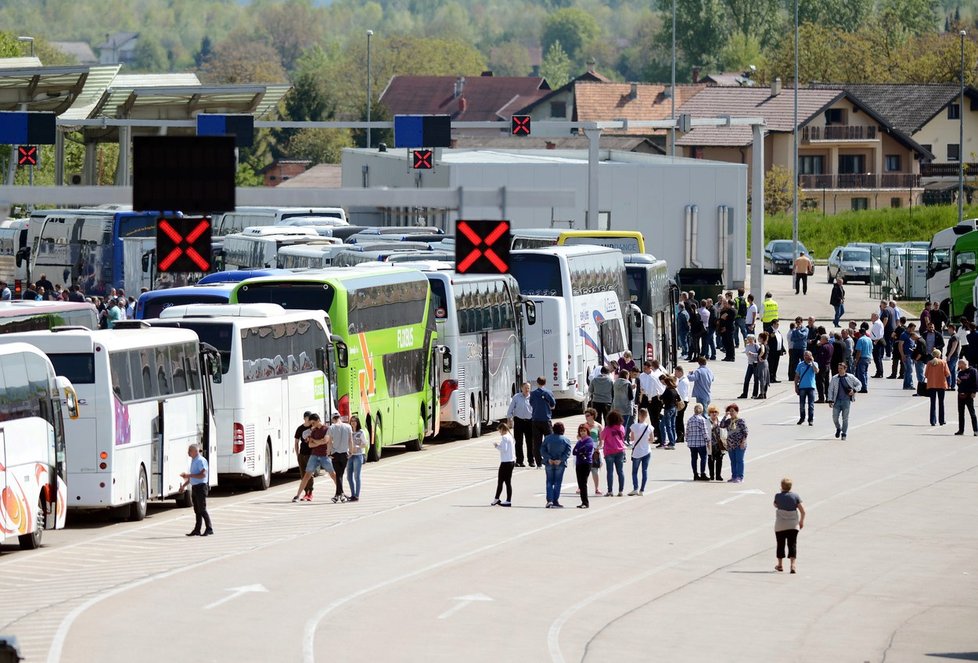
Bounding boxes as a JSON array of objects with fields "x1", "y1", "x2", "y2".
[
  {"x1": 98, "y1": 32, "x2": 139, "y2": 66},
  {"x1": 261, "y1": 159, "x2": 311, "y2": 187},
  {"x1": 812, "y1": 84, "x2": 978, "y2": 204},
  {"x1": 50, "y1": 41, "x2": 98, "y2": 65},
  {"x1": 378, "y1": 73, "x2": 550, "y2": 137},
  {"x1": 676, "y1": 80, "x2": 932, "y2": 213}
]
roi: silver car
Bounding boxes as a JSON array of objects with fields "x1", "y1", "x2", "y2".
[{"x1": 827, "y1": 246, "x2": 874, "y2": 284}]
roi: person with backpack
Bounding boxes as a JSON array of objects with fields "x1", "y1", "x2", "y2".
[
  {"x1": 612, "y1": 370, "x2": 635, "y2": 431},
  {"x1": 733, "y1": 288, "x2": 748, "y2": 347},
  {"x1": 627, "y1": 408, "x2": 653, "y2": 495}
]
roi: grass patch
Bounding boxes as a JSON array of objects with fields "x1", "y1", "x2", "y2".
[{"x1": 749, "y1": 204, "x2": 978, "y2": 259}]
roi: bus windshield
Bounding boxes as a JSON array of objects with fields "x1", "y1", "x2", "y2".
[
  {"x1": 429, "y1": 278, "x2": 449, "y2": 318},
  {"x1": 626, "y1": 266, "x2": 649, "y2": 310},
  {"x1": 236, "y1": 282, "x2": 336, "y2": 311},
  {"x1": 156, "y1": 321, "x2": 233, "y2": 374},
  {"x1": 142, "y1": 294, "x2": 231, "y2": 320},
  {"x1": 509, "y1": 255, "x2": 563, "y2": 296}
]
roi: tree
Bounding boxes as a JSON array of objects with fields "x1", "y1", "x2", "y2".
[
  {"x1": 541, "y1": 8, "x2": 602, "y2": 64},
  {"x1": 131, "y1": 34, "x2": 169, "y2": 72},
  {"x1": 198, "y1": 33, "x2": 288, "y2": 84},
  {"x1": 194, "y1": 36, "x2": 213, "y2": 69},
  {"x1": 286, "y1": 129, "x2": 354, "y2": 164},
  {"x1": 489, "y1": 40, "x2": 534, "y2": 77},
  {"x1": 878, "y1": 0, "x2": 941, "y2": 39},
  {"x1": 719, "y1": 33, "x2": 764, "y2": 71},
  {"x1": 540, "y1": 40, "x2": 572, "y2": 89},
  {"x1": 722, "y1": 0, "x2": 783, "y2": 46},
  {"x1": 764, "y1": 166, "x2": 794, "y2": 215},
  {"x1": 255, "y1": 0, "x2": 326, "y2": 72},
  {"x1": 798, "y1": 0, "x2": 873, "y2": 32},
  {"x1": 655, "y1": 0, "x2": 729, "y2": 75}
]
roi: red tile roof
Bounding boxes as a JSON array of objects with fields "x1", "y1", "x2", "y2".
[
  {"x1": 573, "y1": 82, "x2": 706, "y2": 134},
  {"x1": 378, "y1": 75, "x2": 550, "y2": 121}
]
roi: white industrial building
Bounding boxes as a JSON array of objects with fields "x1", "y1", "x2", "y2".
[{"x1": 341, "y1": 148, "x2": 748, "y2": 288}]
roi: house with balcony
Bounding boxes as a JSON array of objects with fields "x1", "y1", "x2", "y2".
[
  {"x1": 813, "y1": 84, "x2": 978, "y2": 205},
  {"x1": 675, "y1": 81, "x2": 932, "y2": 213}
]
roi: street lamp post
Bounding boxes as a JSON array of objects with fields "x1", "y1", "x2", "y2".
[
  {"x1": 960, "y1": 30, "x2": 967, "y2": 225},
  {"x1": 791, "y1": 0, "x2": 800, "y2": 264},
  {"x1": 366, "y1": 30, "x2": 374, "y2": 150},
  {"x1": 670, "y1": 0, "x2": 676, "y2": 157}
]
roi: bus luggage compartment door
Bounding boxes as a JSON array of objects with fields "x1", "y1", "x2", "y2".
[{"x1": 155, "y1": 400, "x2": 196, "y2": 499}]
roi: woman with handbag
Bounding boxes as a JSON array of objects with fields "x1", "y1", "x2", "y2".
[
  {"x1": 721, "y1": 403, "x2": 749, "y2": 483},
  {"x1": 573, "y1": 423, "x2": 595, "y2": 508},
  {"x1": 600, "y1": 409, "x2": 627, "y2": 497},
  {"x1": 627, "y1": 408, "x2": 653, "y2": 496},
  {"x1": 706, "y1": 405, "x2": 727, "y2": 481},
  {"x1": 955, "y1": 358, "x2": 978, "y2": 435}
]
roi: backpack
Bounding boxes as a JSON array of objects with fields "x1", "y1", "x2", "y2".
[{"x1": 735, "y1": 296, "x2": 747, "y2": 317}]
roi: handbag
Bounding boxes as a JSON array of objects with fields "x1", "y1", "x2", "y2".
[{"x1": 592, "y1": 448, "x2": 601, "y2": 465}]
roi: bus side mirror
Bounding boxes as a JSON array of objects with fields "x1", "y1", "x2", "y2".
[
  {"x1": 63, "y1": 385, "x2": 79, "y2": 419},
  {"x1": 15, "y1": 247, "x2": 28, "y2": 268},
  {"x1": 210, "y1": 356, "x2": 222, "y2": 384},
  {"x1": 524, "y1": 300, "x2": 536, "y2": 325},
  {"x1": 335, "y1": 342, "x2": 349, "y2": 368},
  {"x1": 141, "y1": 251, "x2": 152, "y2": 272},
  {"x1": 441, "y1": 346, "x2": 452, "y2": 372}
]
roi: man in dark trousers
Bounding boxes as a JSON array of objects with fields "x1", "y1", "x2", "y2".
[
  {"x1": 718, "y1": 299, "x2": 737, "y2": 361},
  {"x1": 529, "y1": 377, "x2": 556, "y2": 469},
  {"x1": 830, "y1": 278, "x2": 846, "y2": 328},
  {"x1": 767, "y1": 319, "x2": 785, "y2": 382},
  {"x1": 180, "y1": 444, "x2": 213, "y2": 536},
  {"x1": 787, "y1": 316, "x2": 809, "y2": 381}
]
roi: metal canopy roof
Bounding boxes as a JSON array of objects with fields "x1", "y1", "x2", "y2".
[
  {"x1": 59, "y1": 65, "x2": 122, "y2": 120},
  {"x1": 0, "y1": 64, "x2": 91, "y2": 113}
]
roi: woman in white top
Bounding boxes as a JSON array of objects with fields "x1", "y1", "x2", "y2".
[
  {"x1": 627, "y1": 408, "x2": 653, "y2": 496},
  {"x1": 348, "y1": 415, "x2": 369, "y2": 502},
  {"x1": 492, "y1": 422, "x2": 516, "y2": 506}
]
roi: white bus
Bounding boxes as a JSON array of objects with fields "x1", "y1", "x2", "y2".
[
  {"x1": 146, "y1": 304, "x2": 345, "y2": 489},
  {"x1": 425, "y1": 271, "x2": 532, "y2": 439},
  {"x1": 0, "y1": 342, "x2": 78, "y2": 550},
  {"x1": 3, "y1": 326, "x2": 218, "y2": 520},
  {"x1": 276, "y1": 242, "x2": 351, "y2": 270},
  {"x1": 0, "y1": 218, "x2": 29, "y2": 294},
  {"x1": 215, "y1": 207, "x2": 348, "y2": 236},
  {"x1": 509, "y1": 246, "x2": 630, "y2": 406},
  {"x1": 624, "y1": 254, "x2": 677, "y2": 367},
  {"x1": 221, "y1": 226, "x2": 326, "y2": 270}
]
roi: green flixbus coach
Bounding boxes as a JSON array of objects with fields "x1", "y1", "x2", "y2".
[{"x1": 230, "y1": 267, "x2": 442, "y2": 461}]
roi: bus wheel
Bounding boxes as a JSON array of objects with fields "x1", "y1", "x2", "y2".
[
  {"x1": 176, "y1": 490, "x2": 192, "y2": 508},
  {"x1": 406, "y1": 413, "x2": 425, "y2": 452},
  {"x1": 18, "y1": 497, "x2": 45, "y2": 550},
  {"x1": 368, "y1": 420, "x2": 382, "y2": 462},
  {"x1": 254, "y1": 442, "x2": 272, "y2": 491},
  {"x1": 129, "y1": 467, "x2": 148, "y2": 522}
]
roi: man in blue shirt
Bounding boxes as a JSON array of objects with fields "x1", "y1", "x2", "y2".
[
  {"x1": 794, "y1": 351, "x2": 819, "y2": 426},
  {"x1": 687, "y1": 357, "x2": 715, "y2": 411},
  {"x1": 853, "y1": 324, "x2": 873, "y2": 393},
  {"x1": 529, "y1": 376, "x2": 556, "y2": 468},
  {"x1": 180, "y1": 444, "x2": 213, "y2": 536},
  {"x1": 787, "y1": 317, "x2": 809, "y2": 381},
  {"x1": 540, "y1": 421, "x2": 572, "y2": 508}
]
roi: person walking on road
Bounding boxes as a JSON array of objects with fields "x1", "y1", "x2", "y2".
[
  {"x1": 739, "y1": 334, "x2": 760, "y2": 399},
  {"x1": 925, "y1": 349, "x2": 951, "y2": 427},
  {"x1": 768, "y1": 320, "x2": 785, "y2": 382},
  {"x1": 293, "y1": 411, "x2": 314, "y2": 501},
  {"x1": 506, "y1": 382, "x2": 533, "y2": 466},
  {"x1": 854, "y1": 324, "x2": 873, "y2": 393},
  {"x1": 293, "y1": 415, "x2": 335, "y2": 502},
  {"x1": 491, "y1": 423, "x2": 516, "y2": 506},
  {"x1": 745, "y1": 294, "x2": 758, "y2": 336},
  {"x1": 628, "y1": 408, "x2": 653, "y2": 495},
  {"x1": 787, "y1": 317, "x2": 809, "y2": 381},
  {"x1": 600, "y1": 410, "x2": 627, "y2": 496},
  {"x1": 688, "y1": 357, "x2": 715, "y2": 411},
  {"x1": 830, "y1": 278, "x2": 846, "y2": 328},
  {"x1": 720, "y1": 404, "x2": 749, "y2": 483},
  {"x1": 541, "y1": 422, "x2": 572, "y2": 508},
  {"x1": 685, "y1": 404, "x2": 710, "y2": 481},
  {"x1": 955, "y1": 358, "x2": 978, "y2": 435},
  {"x1": 327, "y1": 413, "x2": 352, "y2": 503},
  {"x1": 705, "y1": 405, "x2": 726, "y2": 481},
  {"x1": 815, "y1": 334, "x2": 833, "y2": 402},
  {"x1": 795, "y1": 351, "x2": 818, "y2": 426},
  {"x1": 529, "y1": 377, "x2": 556, "y2": 468},
  {"x1": 348, "y1": 415, "x2": 367, "y2": 502},
  {"x1": 180, "y1": 444, "x2": 213, "y2": 537},
  {"x1": 587, "y1": 367, "x2": 615, "y2": 424},
  {"x1": 793, "y1": 252, "x2": 814, "y2": 295},
  {"x1": 774, "y1": 477, "x2": 806, "y2": 574},
  {"x1": 828, "y1": 362, "x2": 861, "y2": 440},
  {"x1": 573, "y1": 423, "x2": 595, "y2": 508},
  {"x1": 870, "y1": 312, "x2": 886, "y2": 378},
  {"x1": 612, "y1": 369, "x2": 635, "y2": 430}
]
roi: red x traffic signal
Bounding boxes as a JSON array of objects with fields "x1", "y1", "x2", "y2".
[
  {"x1": 412, "y1": 149, "x2": 433, "y2": 169},
  {"x1": 511, "y1": 115, "x2": 531, "y2": 136},
  {"x1": 455, "y1": 220, "x2": 511, "y2": 274},
  {"x1": 156, "y1": 216, "x2": 212, "y2": 273},
  {"x1": 17, "y1": 145, "x2": 37, "y2": 166}
]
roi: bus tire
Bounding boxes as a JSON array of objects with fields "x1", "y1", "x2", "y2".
[
  {"x1": 472, "y1": 398, "x2": 482, "y2": 439},
  {"x1": 406, "y1": 409, "x2": 425, "y2": 452},
  {"x1": 254, "y1": 441, "x2": 272, "y2": 491},
  {"x1": 18, "y1": 497, "x2": 45, "y2": 550},
  {"x1": 367, "y1": 419, "x2": 382, "y2": 462},
  {"x1": 129, "y1": 467, "x2": 148, "y2": 522}
]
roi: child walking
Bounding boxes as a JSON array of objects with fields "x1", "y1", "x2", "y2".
[{"x1": 491, "y1": 423, "x2": 516, "y2": 506}]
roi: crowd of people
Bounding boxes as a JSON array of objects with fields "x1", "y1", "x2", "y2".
[{"x1": 0, "y1": 274, "x2": 146, "y2": 330}]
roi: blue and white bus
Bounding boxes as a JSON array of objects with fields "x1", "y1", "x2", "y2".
[
  {"x1": 135, "y1": 284, "x2": 235, "y2": 320},
  {"x1": 27, "y1": 210, "x2": 174, "y2": 297}
]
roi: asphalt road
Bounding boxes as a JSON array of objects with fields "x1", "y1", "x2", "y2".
[{"x1": 2, "y1": 274, "x2": 975, "y2": 663}]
